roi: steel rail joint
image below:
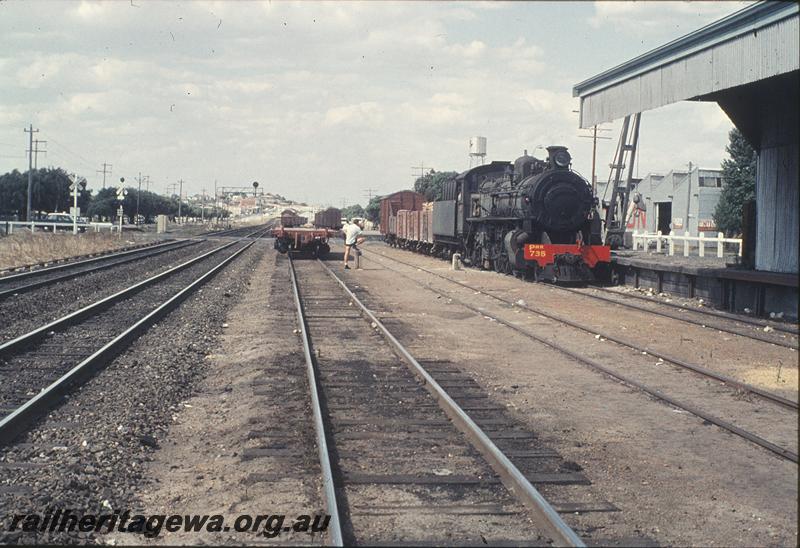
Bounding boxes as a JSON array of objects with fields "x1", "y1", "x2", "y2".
[
  {"x1": 316, "y1": 259, "x2": 585, "y2": 547},
  {"x1": 287, "y1": 256, "x2": 344, "y2": 547},
  {"x1": 0, "y1": 238, "x2": 258, "y2": 446}
]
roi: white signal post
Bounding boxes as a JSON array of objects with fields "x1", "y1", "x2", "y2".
[
  {"x1": 69, "y1": 174, "x2": 88, "y2": 234},
  {"x1": 116, "y1": 177, "x2": 127, "y2": 237}
]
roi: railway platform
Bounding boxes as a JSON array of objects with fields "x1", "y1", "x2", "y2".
[{"x1": 612, "y1": 250, "x2": 799, "y2": 320}]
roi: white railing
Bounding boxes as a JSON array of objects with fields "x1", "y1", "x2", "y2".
[
  {"x1": 632, "y1": 230, "x2": 742, "y2": 258},
  {"x1": 3, "y1": 221, "x2": 119, "y2": 234}
]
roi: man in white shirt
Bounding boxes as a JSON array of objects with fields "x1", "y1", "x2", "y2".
[{"x1": 342, "y1": 220, "x2": 365, "y2": 269}]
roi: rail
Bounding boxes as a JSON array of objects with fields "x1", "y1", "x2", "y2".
[
  {"x1": 361, "y1": 250, "x2": 798, "y2": 464},
  {"x1": 0, "y1": 236, "x2": 259, "y2": 446},
  {"x1": 632, "y1": 230, "x2": 742, "y2": 258},
  {"x1": 314, "y1": 258, "x2": 586, "y2": 546},
  {"x1": 287, "y1": 255, "x2": 344, "y2": 546}
]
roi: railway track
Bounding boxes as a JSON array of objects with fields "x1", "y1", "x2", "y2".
[
  {"x1": 202, "y1": 222, "x2": 277, "y2": 238},
  {"x1": 366, "y1": 248, "x2": 797, "y2": 410},
  {"x1": 552, "y1": 284, "x2": 799, "y2": 346},
  {"x1": 288, "y1": 255, "x2": 600, "y2": 546},
  {"x1": 360, "y1": 248, "x2": 798, "y2": 464},
  {"x1": 0, "y1": 230, "x2": 264, "y2": 446},
  {"x1": 383, "y1": 247, "x2": 797, "y2": 349},
  {"x1": 574, "y1": 284, "x2": 798, "y2": 335},
  {"x1": 0, "y1": 239, "x2": 201, "y2": 300}
]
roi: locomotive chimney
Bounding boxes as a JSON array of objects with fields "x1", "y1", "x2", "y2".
[{"x1": 547, "y1": 146, "x2": 572, "y2": 169}]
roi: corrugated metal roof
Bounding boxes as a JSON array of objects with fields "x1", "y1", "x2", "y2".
[{"x1": 574, "y1": 1, "x2": 799, "y2": 127}]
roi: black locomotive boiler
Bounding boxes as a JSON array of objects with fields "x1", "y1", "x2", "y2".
[{"x1": 384, "y1": 146, "x2": 611, "y2": 283}]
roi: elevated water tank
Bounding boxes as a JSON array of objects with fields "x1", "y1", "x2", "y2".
[{"x1": 469, "y1": 136, "x2": 487, "y2": 156}]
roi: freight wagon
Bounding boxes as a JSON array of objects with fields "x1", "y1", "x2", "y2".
[
  {"x1": 314, "y1": 207, "x2": 342, "y2": 230},
  {"x1": 379, "y1": 191, "x2": 425, "y2": 238},
  {"x1": 280, "y1": 208, "x2": 308, "y2": 228}
]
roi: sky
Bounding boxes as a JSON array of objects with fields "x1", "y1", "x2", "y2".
[{"x1": 0, "y1": 0, "x2": 751, "y2": 207}]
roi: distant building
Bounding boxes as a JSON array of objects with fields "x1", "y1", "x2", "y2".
[{"x1": 623, "y1": 166, "x2": 723, "y2": 236}]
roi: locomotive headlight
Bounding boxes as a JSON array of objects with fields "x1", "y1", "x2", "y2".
[{"x1": 554, "y1": 150, "x2": 571, "y2": 168}]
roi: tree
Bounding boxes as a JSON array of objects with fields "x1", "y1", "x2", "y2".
[
  {"x1": 365, "y1": 196, "x2": 381, "y2": 224},
  {"x1": 413, "y1": 169, "x2": 459, "y2": 201},
  {"x1": 341, "y1": 204, "x2": 365, "y2": 220},
  {"x1": 0, "y1": 168, "x2": 90, "y2": 219},
  {"x1": 713, "y1": 128, "x2": 757, "y2": 236},
  {"x1": 87, "y1": 187, "x2": 119, "y2": 220},
  {"x1": 0, "y1": 170, "x2": 27, "y2": 219}
]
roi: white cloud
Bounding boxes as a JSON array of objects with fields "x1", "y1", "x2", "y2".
[
  {"x1": 324, "y1": 102, "x2": 384, "y2": 127},
  {"x1": 497, "y1": 38, "x2": 545, "y2": 73},
  {"x1": 444, "y1": 40, "x2": 487, "y2": 59},
  {"x1": 0, "y1": 1, "x2": 739, "y2": 202},
  {"x1": 588, "y1": 1, "x2": 753, "y2": 33},
  {"x1": 72, "y1": 1, "x2": 111, "y2": 20}
]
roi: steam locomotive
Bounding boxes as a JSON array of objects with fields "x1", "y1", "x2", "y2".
[{"x1": 381, "y1": 146, "x2": 610, "y2": 282}]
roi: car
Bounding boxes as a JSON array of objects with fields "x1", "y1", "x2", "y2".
[{"x1": 43, "y1": 213, "x2": 89, "y2": 232}]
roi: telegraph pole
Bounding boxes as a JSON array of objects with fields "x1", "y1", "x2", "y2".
[
  {"x1": 177, "y1": 179, "x2": 184, "y2": 223},
  {"x1": 411, "y1": 163, "x2": 429, "y2": 181},
  {"x1": 31, "y1": 139, "x2": 47, "y2": 169},
  {"x1": 578, "y1": 124, "x2": 611, "y2": 194},
  {"x1": 24, "y1": 124, "x2": 39, "y2": 222},
  {"x1": 214, "y1": 179, "x2": 218, "y2": 223},
  {"x1": 97, "y1": 162, "x2": 112, "y2": 189},
  {"x1": 201, "y1": 188, "x2": 206, "y2": 223},
  {"x1": 363, "y1": 188, "x2": 377, "y2": 202}
]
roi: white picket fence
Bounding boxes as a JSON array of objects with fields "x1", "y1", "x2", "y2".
[
  {"x1": 3, "y1": 221, "x2": 118, "y2": 234},
  {"x1": 632, "y1": 230, "x2": 742, "y2": 258}
]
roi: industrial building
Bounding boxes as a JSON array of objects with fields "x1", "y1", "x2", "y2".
[
  {"x1": 625, "y1": 167, "x2": 724, "y2": 235},
  {"x1": 574, "y1": 1, "x2": 798, "y2": 316}
]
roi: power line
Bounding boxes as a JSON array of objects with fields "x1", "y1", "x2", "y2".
[
  {"x1": 97, "y1": 162, "x2": 112, "y2": 189},
  {"x1": 411, "y1": 162, "x2": 430, "y2": 180},
  {"x1": 362, "y1": 188, "x2": 378, "y2": 201},
  {"x1": 46, "y1": 138, "x2": 96, "y2": 170},
  {"x1": 30, "y1": 139, "x2": 47, "y2": 169}
]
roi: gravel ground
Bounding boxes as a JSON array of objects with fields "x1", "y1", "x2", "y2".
[
  {"x1": 331, "y1": 243, "x2": 798, "y2": 547},
  {"x1": 0, "y1": 241, "x2": 264, "y2": 545},
  {"x1": 0, "y1": 239, "x2": 222, "y2": 344},
  {"x1": 125, "y1": 247, "x2": 327, "y2": 546}
]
